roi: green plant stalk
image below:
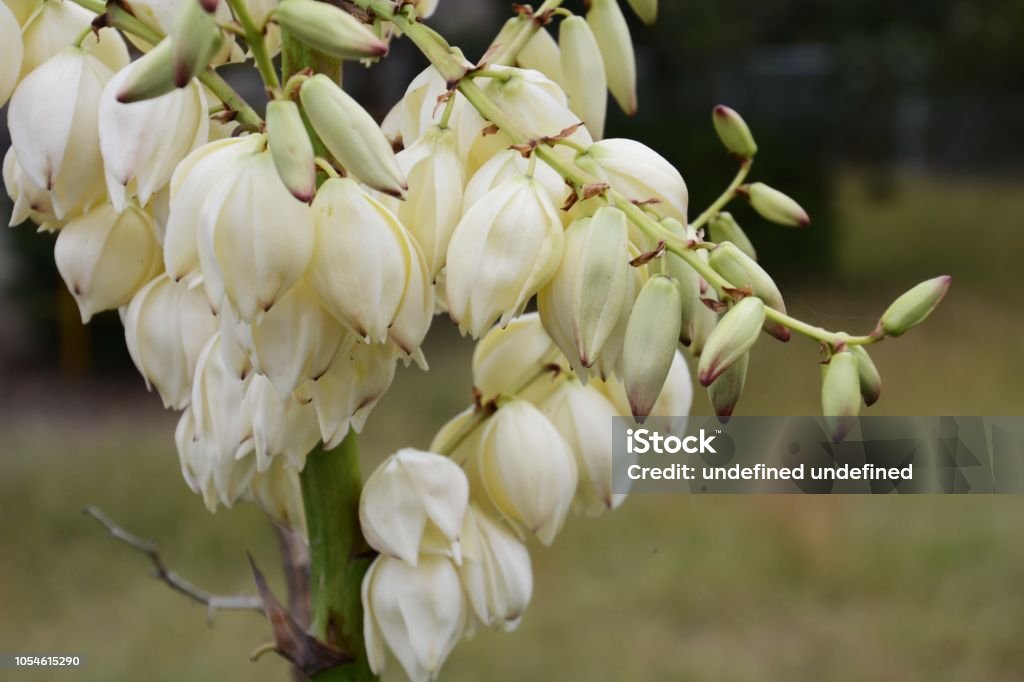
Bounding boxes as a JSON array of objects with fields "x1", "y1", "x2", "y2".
[
  {"x1": 689, "y1": 159, "x2": 752, "y2": 230},
  {"x1": 489, "y1": 0, "x2": 567, "y2": 66},
  {"x1": 224, "y1": 0, "x2": 281, "y2": 95},
  {"x1": 300, "y1": 435, "x2": 375, "y2": 682}
]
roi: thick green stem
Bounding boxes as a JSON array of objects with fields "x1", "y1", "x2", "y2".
[
  {"x1": 225, "y1": 0, "x2": 281, "y2": 95},
  {"x1": 300, "y1": 435, "x2": 374, "y2": 682}
]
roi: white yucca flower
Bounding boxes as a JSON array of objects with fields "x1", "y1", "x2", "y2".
[
  {"x1": 245, "y1": 374, "x2": 320, "y2": 472},
  {"x1": 311, "y1": 341, "x2": 398, "y2": 448},
  {"x1": 461, "y1": 148, "x2": 565, "y2": 214},
  {"x1": 471, "y1": 312, "x2": 562, "y2": 404},
  {"x1": 3, "y1": 147, "x2": 58, "y2": 227},
  {"x1": 0, "y1": 1, "x2": 21, "y2": 107},
  {"x1": 18, "y1": 0, "x2": 128, "y2": 79},
  {"x1": 458, "y1": 504, "x2": 532, "y2": 632}
]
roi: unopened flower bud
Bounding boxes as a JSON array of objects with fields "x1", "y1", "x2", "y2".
[
  {"x1": 300, "y1": 74, "x2": 407, "y2": 197},
  {"x1": 248, "y1": 456, "x2": 306, "y2": 535},
  {"x1": 597, "y1": 349, "x2": 693, "y2": 434},
  {"x1": 472, "y1": 313, "x2": 562, "y2": 404},
  {"x1": 656, "y1": 218, "x2": 702, "y2": 346},
  {"x1": 245, "y1": 374, "x2": 320, "y2": 472},
  {"x1": 19, "y1": 0, "x2": 128, "y2": 79},
  {"x1": 266, "y1": 100, "x2": 316, "y2": 202},
  {"x1": 55, "y1": 204, "x2": 162, "y2": 322},
  {"x1": 575, "y1": 139, "x2": 688, "y2": 222},
  {"x1": 446, "y1": 174, "x2": 564, "y2": 338},
  {"x1": 878, "y1": 275, "x2": 951, "y2": 337},
  {"x1": 849, "y1": 344, "x2": 882, "y2": 407},
  {"x1": 101, "y1": 57, "x2": 208, "y2": 210},
  {"x1": 360, "y1": 448, "x2": 469, "y2": 566},
  {"x1": 113, "y1": 38, "x2": 177, "y2": 103},
  {"x1": 560, "y1": 16, "x2": 607, "y2": 140},
  {"x1": 363, "y1": 555, "x2": 466, "y2": 682},
  {"x1": 698, "y1": 296, "x2": 764, "y2": 386},
  {"x1": 712, "y1": 105, "x2": 758, "y2": 159},
  {"x1": 621, "y1": 275, "x2": 683, "y2": 420},
  {"x1": 709, "y1": 241, "x2": 789, "y2": 341},
  {"x1": 821, "y1": 350, "x2": 861, "y2": 443},
  {"x1": 275, "y1": 0, "x2": 388, "y2": 60},
  {"x1": 309, "y1": 178, "x2": 411, "y2": 342},
  {"x1": 586, "y1": 0, "x2": 637, "y2": 115},
  {"x1": 708, "y1": 212, "x2": 756, "y2": 260},
  {"x1": 479, "y1": 400, "x2": 577, "y2": 545},
  {"x1": 626, "y1": 0, "x2": 657, "y2": 25},
  {"x1": 311, "y1": 341, "x2": 398, "y2": 448},
  {"x1": 743, "y1": 182, "x2": 810, "y2": 228},
  {"x1": 541, "y1": 380, "x2": 624, "y2": 515},
  {"x1": 0, "y1": 2, "x2": 21, "y2": 107},
  {"x1": 458, "y1": 504, "x2": 532, "y2": 631},
  {"x1": 171, "y1": 0, "x2": 223, "y2": 86},
  {"x1": 517, "y1": 26, "x2": 565, "y2": 89},
  {"x1": 124, "y1": 273, "x2": 219, "y2": 409},
  {"x1": 708, "y1": 351, "x2": 748, "y2": 418},
  {"x1": 9, "y1": 47, "x2": 111, "y2": 221}
]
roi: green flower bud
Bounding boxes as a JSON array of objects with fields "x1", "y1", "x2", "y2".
[
  {"x1": 878, "y1": 275, "x2": 951, "y2": 337},
  {"x1": 574, "y1": 207, "x2": 631, "y2": 367},
  {"x1": 300, "y1": 74, "x2": 407, "y2": 198},
  {"x1": 560, "y1": 15, "x2": 607, "y2": 140},
  {"x1": 656, "y1": 218, "x2": 702, "y2": 347},
  {"x1": 712, "y1": 105, "x2": 757, "y2": 159},
  {"x1": 586, "y1": 0, "x2": 637, "y2": 115},
  {"x1": 743, "y1": 182, "x2": 810, "y2": 228},
  {"x1": 689, "y1": 296, "x2": 718, "y2": 357},
  {"x1": 708, "y1": 351, "x2": 748, "y2": 418},
  {"x1": 171, "y1": 0, "x2": 223, "y2": 87},
  {"x1": 697, "y1": 296, "x2": 764, "y2": 386},
  {"x1": 709, "y1": 241, "x2": 789, "y2": 341},
  {"x1": 849, "y1": 345, "x2": 881, "y2": 407},
  {"x1": 708, "y1": 212, "x2": 756, "y2": 260},
  {"x1": 821, "y1": 350, "x2": 861, "y2": 443},
  {"x1": 275, "y1": 0, "x2": 388, "y2": 61},
  {"x1": 116, "y1": 38, "x2": 176, "y2": 103},
  {"x1": 621, "y1": 275, "x2": 683, "y2": 421},
  {"x1": 626, "y1": 0, "x2": 658, "y2": 25},
  {"x1": 266, "y1": 100, "x2": 316, "y2": 203}
]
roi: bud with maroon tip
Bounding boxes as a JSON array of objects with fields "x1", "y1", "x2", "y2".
[
  {"x1": 697, "y1": 296, "x2": 764, "y2": 386},
  {"x1": 709, "y1": 241, "x2": 789, "y2": 341},
  {"x1": 742, "y1": 182, "x2": 810, "y2": 228},
  {"x1": 712, "y1": 105, "x2": 757, "y2": 159},
  {"x1": 878, "y1": 276, "x2": 951, "y2": 337},
  {"x1": 266, "y1": 100, "x2": 316, "y2": 202},
  {"x1": 821, "y1": 350, "x2": 861, "y2": 443},
  {"x1": 708, "y1": 351, "x2": 748, "y2": 418},
  {"x1": 621, "y1": 275, "x2": 683, "y2": 421}
]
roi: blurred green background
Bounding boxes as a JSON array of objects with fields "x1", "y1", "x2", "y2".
[{"x1": 2, "y1": 0, "x2": 1024, "y2": 680}]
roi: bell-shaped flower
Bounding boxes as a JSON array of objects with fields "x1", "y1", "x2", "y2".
[
  {"x1": 472, "y1": 312, "x2": 563, "y2": 404},
  {"x1": 8, "y1": 47, "x2": 112, "y2": 221},
  {"x1": 458, "y1": 504, "x2": 533, "y2": 632},
  {"x1": 540, "y1": 379, "x2": 624, "y2": 515},
  {"x1": 395, "y1": 66, "x2": 477, "y2": 155},
  {"x1": 478, "y1": 400, "x2": 577, "y2": 545},
  {"x1": 55, "y1": 203, "x2": 162, "y2": 322},
  {"x1": 0, "y1": 2, "x2": 21, "y2": 107},
  {"x1": 388, "y1": 234, "x2": 434, "y2": 369},
  {"x1": 245, "y1": 374, "x2": 321, "y2": 472},
  {"x1": 309, "y1": 178, "x2": 412, "y2": 343},
  {"x1": 391, "y1": 126, "x2": 465, "y2": 278},
  {"x1": 194, "y1": 137, "x2": 315, "y2": 319},
  {"x1": 190, "y1": 334, "x2": 255, "y2": 504},
  {"x1": 3, "y1": 148, "x2": 59, "y2": 228},
  {"x1": 311, "y1": 341, "x2": 398, "y2": 448},
  {"x1": 247, "y1": 455, "x2": 307, "y2": 535},
  {"x1": 446, "y1": 174, "x2": 564, "y2": 338},
  {"x1": 360, "y1": 448, "x2": 469, "y2": 566},
  {"x1": 99, "y1": 60, "x2": 209, "y2": 211},
  {"x1": 124, "y1": 273, "x2": 219, "y2": 409},
  {"x1": 599, "y1": 349, "x2": 694, "y2": 435},
  {"x1": 363, "y1": 554, "x2": 466, "y2": 682},
  {"x1": 574, "y1": 138, "x2": 689, "y2": 223},
  {"x1": 163, "y1": 135, "x2": 264, "y2": 282},
  {"x1": 19, "y1": 0, "x2": 128, "y2": 79},
  {"x1": 461, "y1": 148, "x2": 565, "y2": 215}
]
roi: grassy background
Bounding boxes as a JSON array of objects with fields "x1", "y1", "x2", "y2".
[{"x1": 2, "y1": 169, "x2": 1024, "y2": 681}]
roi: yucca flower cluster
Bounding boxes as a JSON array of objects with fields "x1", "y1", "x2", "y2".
[{"x1": 1, "y1": 0, "x2": 950, "y2": 679}]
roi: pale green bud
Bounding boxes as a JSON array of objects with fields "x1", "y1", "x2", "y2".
[
  {"x1": 712, "y1": 105, "x2": 758, "y2": 159},
  {"x1": 689, "y1": 294, "x2": 719, "y2": 357},
  {"x1": 586, "y1": 0, "x2": 637, "y2": 115},
  {"x1": 517, "y1": 26, "x2": 565, "y2": 90},
  {"x1": 116, "y1": 39, "x2": 176, "y2": 103},
  {"x1": 655, "y1": 218, "x2": 702, "y2": 347},
  {"x1": 849, "y1": 345, "x2": 881, "y2": 407},
  {"x1": 708, "y1": 351, "x2": 748, "y2": 418},
  {"x1": 621, "y1": 275, "x2": 683, "y2": 421},
  {"x1": 821, "y1": 350, "x2": 861, "y2": 443},
  {"x1": 626, "y1": 0, "x2": 657, "y2": 24},
  {"x1": 708, "y1": 241, "x2": 789, "y2": 341},
  {"x1": 171, "y1": 0, "x2": 223, "y2": 87},
  {"x1": 878, "y1": 275, "x2": 951, "y2": 337},
  {"x1": 574, "y1": 208, "x2": 632, "y2": 366},
  {"x1": 275, "y1": 0, "x2": 388, "y2": 60},
  {"x1": 708, "y1": 212, "x2": 756, "y2": 260},
  {"x1": 266, "y1": 100, "x2": 316, "y2": 203},
  {"x1": 743, "y1": 182, "x2": 810, "y2": 228},
  {"x1": 560, "y1": 16, "x2": 607, "y2": 140},
  {"x1": 300, "y1": 74, "x2": 407, "y2": 198},
  {"x1": 0, "y1": 2, "x2": 22, "y2": 107},
  {"x1": 698, "y1": 296, "x2": 764, "y2": 386}
]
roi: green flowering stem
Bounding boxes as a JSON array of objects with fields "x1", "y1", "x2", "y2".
[
  {"x1": 224, "y1": 0, "x2": 282, "y2": 96},
  {"x1": 300, "y1": 434, "x2": 375, "y2": 682},
  {"x1": 689, "y1": 158, "x2": 753, "y2": 231},
  {"x1": 489, "y1": 0, "x2": 568, "y2": 66}
]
